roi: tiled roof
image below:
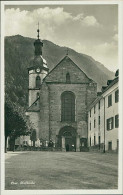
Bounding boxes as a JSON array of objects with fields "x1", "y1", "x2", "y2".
[
  {"x1": 87, "y1": 76, "x2": 118, "y2": 111},
  {"x1": 87, "y1": 96, "x2": 102, "y2": 111},
  {"x1": 101, "y1": 76, "x2": 118, "y2": 95}
]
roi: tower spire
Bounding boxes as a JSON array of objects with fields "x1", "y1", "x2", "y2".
[
  {"x1": 34, "y1": 22, "x2": 43, "y2": 56},
  {"x1": 37, "y1": 22, "x2": 40, "y2": 40}
]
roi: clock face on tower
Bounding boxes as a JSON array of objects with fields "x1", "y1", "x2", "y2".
[{"x1": 35, "y1": 68, "x2": 41, "y2": 73}]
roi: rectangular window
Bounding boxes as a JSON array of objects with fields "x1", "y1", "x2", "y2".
[
  {"x1": 115, "y1": 114, "x2": 119, "y2": 128},
  {"x1": 117, "y1": 139, "x2": 119, "y2": 152},
  {"x1": 115, "y1": 90, "x2": 119, "y2": 103},
  {"x1": 94, "y1": 119, "x2": 96, "y2": 128},
  {"x1": 94, "y1": 105, "x2": 96, "y2": 114},
  {"x1": 94, "y1": 136, "x2": 96, "y2": 145},
  {"x1": 108, "y1": 94, "x2": 112, "y2": 107},
  {"x1": 107, "y1": 117, "x2": 114, "y2": 130},
  {"x1": 98, "y1": 116, "x2": 100, "y2": 125},
  {"x1": 90, "y1": 137, "x2": 91, "y2": 146},
  {"x1": 90, "y1": 122, "x2": 91, "y2": 130},
  {"x1": 98, "y1": 101, "x2": 100, "y2": 109},
  {"x1": 98, "y1": 136, "x2": 101, "y2": 149},
  {"x1": 90, "y1": 110, "x2": 91, "y2": 117}
]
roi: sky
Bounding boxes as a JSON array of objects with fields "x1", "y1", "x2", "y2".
[{"x1": 4, "y1": 4, "x2": 118, "y2": 72}]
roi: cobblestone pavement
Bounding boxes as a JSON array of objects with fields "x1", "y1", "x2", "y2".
[{"x1": 5, "y1": 151, "x2": 118, "y2": 190}]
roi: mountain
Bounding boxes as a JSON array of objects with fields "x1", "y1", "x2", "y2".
[{"x1": 5, "y1": 35, "x2": 114, "y2": 108}]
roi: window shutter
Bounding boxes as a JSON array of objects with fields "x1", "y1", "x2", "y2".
[
  {"x1": 108, "y1": 96, "x2": 109, "y2": 107},
  {"x1": 112, "y1": 117, "x2": 114, "y2": 129},
  {"x1": 115, "y1": 115, "x2": 119, "y2": 128},
  {"x1": 107, "y1": 119, "x2": 109, "y2": 130},
  {"x1": 108, "y1": 94, "x2": 112, "y2": 107},
  {"x1": 115, "y1": 90, "x2": 119, "y2": 103}
]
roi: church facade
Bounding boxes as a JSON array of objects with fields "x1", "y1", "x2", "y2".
[{"x1": 26, "y1": 30, "x2": 97, "y2": 151}]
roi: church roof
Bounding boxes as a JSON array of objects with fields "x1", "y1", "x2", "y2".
[
  {"x1": 28, "y1": 55, "x2": 49, "y2": 71},
  {"x1": 26, "y1": 98, "x2": 40, "y2": 112},
  {"x1": 43, "y1": 55, "x2": 95, "y2": 83}
]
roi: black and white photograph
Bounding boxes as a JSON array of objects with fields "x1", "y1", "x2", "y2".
[{"x1": 0, "y1": 1, "x2": 123, "y2": 194}]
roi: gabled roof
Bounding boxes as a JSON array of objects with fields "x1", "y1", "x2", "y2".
[
  {"x1": 43, "y1": 55, "x2": 95, "y2": 83},
  {"x1": 87, "y1": 76, "x2": 119, "y2": 111},
  {"x1": 26, "y1": 98, "x2": 40, "y2": 112},
  {"x1": 101, "y1": 76, "x2": 118, "y2": 95},
  {"x1": 87, "y1": 96, "x2": 102, "y2": 111}
]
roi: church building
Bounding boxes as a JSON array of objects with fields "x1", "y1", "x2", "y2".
[{"x1": 26, "y1": 28, "x2": 97, "y2": 151}]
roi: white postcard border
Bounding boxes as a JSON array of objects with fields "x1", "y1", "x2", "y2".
[{"x1": 1, "y1": 1, "x2": 123, "y2": 195}]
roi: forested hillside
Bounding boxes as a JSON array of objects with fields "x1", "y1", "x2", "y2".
[{"x1": 5, "y1": 35, "x2": 114, "y2": 109}]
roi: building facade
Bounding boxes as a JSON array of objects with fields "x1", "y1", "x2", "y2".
[
  {"x1": 88, "y1": 73, "x2": 119, "y2": 152},
  {"x1": 26, "y1": 29, "x2": 97, "y2": 151},
  {"x1": 88, "y1": 96, "x2": 104, "y2": 151},
  {"x1": 102, "y1": 76, "x2": 119, "y2": 151}
]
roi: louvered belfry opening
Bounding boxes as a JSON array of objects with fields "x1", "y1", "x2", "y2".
[{"x1": 36, "y1": 76, "x2": 41, "y2": 88}]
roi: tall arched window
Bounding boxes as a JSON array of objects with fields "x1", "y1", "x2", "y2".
[
  {"x1": 66, "y1": 72, "x2": 70, "y2": 83},
  {"x1": 36, "y1": 76, "x2": 41, "y2": 88},
  {"x1": 61, "y1": 91, "x2": 75, "y2": 121}
]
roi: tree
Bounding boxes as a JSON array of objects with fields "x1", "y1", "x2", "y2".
[{"x1": 5, "y1": 99, "x2": 30, "y2": 152}]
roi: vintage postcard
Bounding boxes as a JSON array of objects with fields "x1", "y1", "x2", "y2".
[{"x1": 0, "y1": 1, "x2": 123, "y2": 195}]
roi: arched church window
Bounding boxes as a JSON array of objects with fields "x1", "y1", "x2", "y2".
[
  {"x1": 66, "y1": 72, "x2": 71, "y2": 83},
  {"x1": 61, "y1": 91, "x2": 75, "y2": 122},
  {"x1": 36, "y1": 76, "x2": 41, "y2": 88}
]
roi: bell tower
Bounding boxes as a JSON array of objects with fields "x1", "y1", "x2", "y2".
[
  {"x1": 34, "y1": 22, "x2": 43, "y2": 56},
  {"x1": 28, "y1": 23, "x2": 49, "y2": 107}
]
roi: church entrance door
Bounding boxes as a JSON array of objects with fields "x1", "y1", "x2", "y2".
[
  {"x1": 65, "y1": 136, "x2": 76, "y2": 151},
  {"x1": 58, "y1": 126, "x2": 76, "y2": 151}
]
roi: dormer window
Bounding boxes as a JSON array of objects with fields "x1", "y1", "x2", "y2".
[
  {"x1": 66, "y1": 73, "x2": 70, "y2": 83},
  {"x1": 36, "y1": 76, "x2": 41, "y2": 88}
]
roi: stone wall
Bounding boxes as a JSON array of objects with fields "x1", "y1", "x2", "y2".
[
  {"x1": 88, "y1": 97, "x2": 104, "y2": 148},
  {"x1": 39, "y1": 83, "x2": 50, "y2": 141},
  {"x1": 28, "y1": 56, "x2": 97, "y2": 146},
  {"x1": 29, "y1": 69, "x2": 48, "y2": 106},
  {"x1": 28, "y1": 112, "x2": 41, "y2": 139},
  {"x1": 39, "y1": 82, "x2": 97, "y2": 143},
  {"x1": 29, "y1": 89, "x2": 40, "y2": 107},
  {"x1": 44, "y1": 56, "x2": 92, "y2": 84}
]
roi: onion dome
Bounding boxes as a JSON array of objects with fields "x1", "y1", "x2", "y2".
[
  {"x1": 28, "y1": 22, "x2": 49, "y2": 71},
  {"x1": 33, "y1": 55, "x2": 48, "y2": 69}
]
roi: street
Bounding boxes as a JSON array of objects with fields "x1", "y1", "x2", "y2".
[{"x1": 5, "y1": 151, "x2": 118, "y2": 190}]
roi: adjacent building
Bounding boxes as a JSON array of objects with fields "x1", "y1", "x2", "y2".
[{"x1": 88, "y1": 71, "x2": 119, "y2": 152}]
